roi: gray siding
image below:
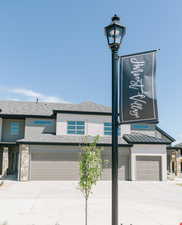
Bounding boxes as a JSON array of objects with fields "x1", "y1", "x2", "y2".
[
  {"x1": 131, "y1": 130, "x2": 156, "y2": 137},
  {"x1": 56, "y1": 113, "x2": 112, "y2": 136},
  {"x1": 2, "y1": 119, "x2": 25, "y2": 142},
  {"x1": 25, "y1": 118, "x2": 56, "y2": 138}
]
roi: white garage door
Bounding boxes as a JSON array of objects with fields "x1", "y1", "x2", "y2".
[
  {"x1": 136, "y1": 156, "x2": 161, "y2": 181},
  {"x1": 30, "y1": 151, "x2": 80, "y2": 180}
]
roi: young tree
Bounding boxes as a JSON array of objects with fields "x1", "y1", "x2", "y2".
[{"x1": 79, "y1": 135, "x2": 103, "y2": 225}]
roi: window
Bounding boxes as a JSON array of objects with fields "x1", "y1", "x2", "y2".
[
  {"x1": 131, "y1": 123, "x2": 155, "y2": 131},
  {"x1": 67, "y1": 121, "x2": 85, "y2": 135},
  {"x1": 32, "y1": 120, "x2": 53, "y2": 125},
  {"x1": 10, "y1": 122, "x2": 20, "y2": 135},
  {"x1": 104, "y1": 122, "x2": 121, "y2": 136}
]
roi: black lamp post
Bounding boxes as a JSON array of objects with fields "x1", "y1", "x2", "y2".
[{"x1": 105, "y1": 15, "x2": 126, "y2": 225}]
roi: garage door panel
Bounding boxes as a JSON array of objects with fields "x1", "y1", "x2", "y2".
[
  {"x1": 136, "y1": 156, "x2": 161, "y2": 181},
  {"x1": 31, "y1": 152, "x2": 78, "y2": 161},
  {"x1": 100, "y1": 152, "x2": 111, "y2": 180},
  {"x1": 118, "y1": 156, "x2": 129, "y2": 180},
  {"x1": 30, "y1": 147, "x2": 130, "y2": 181},
  {"x1": 101, "y1": 152, "x2": 129, "y2": 180},
  {"x1": 30, "y1": 151, "x2": 80, "y2": 180}
]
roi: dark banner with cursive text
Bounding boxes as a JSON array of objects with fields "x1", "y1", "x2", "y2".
[{"x1": 119, "y1": 50, "x2": 158, "y2": 124}]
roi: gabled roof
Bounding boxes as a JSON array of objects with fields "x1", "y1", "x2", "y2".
[
  {"x1": 123, "y1": 133, "x2": 171, "y2": 144},
  {"x1": 156, "y1": 126, "x2": 175, "y2": 142},
  {"x1": 17, "y1": 134, "x2": 131, "y2": 146},
  {"x1": 0, "y1": 100, "x2": 111, "y2": 117}
]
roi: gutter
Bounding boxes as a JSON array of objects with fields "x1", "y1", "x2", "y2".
[
  {"x1": 124, "y1": 141, "x2": 171, "y2": 145},
  {"x1": 53, "y1": 110, "x2": 111, "y2": 116},
  {"x1": 16, "y1": 140, "x2": 132, "y2": 147},
  {"x1": 0, "y1": 114, "x2": 55, "y2": 119}
]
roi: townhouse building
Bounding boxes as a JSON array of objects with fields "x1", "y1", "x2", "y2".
[{"x1": 0, "y1": 100, "x2": 174, "y2": 181}]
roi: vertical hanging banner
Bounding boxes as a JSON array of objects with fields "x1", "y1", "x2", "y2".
[{"x1": 119, "y1": 50, "x2": 158, "y2": 124}]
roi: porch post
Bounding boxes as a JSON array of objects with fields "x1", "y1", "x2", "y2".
[
  {"x1": 130, "y1": 153, "x2": 136, "y2": 181},
  {"x1": 19, "y1": 144, "x2": 30, "y2": 181},
  {"x1": 2, "y1": 147, "x2": 9, "y2": 177},
  {"x1": 176, "y1": 150, "x2": 181, "y2": 176}
]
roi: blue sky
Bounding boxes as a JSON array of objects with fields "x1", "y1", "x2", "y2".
[{"x1": 0, "y1": 0, "x2": 181, "y2": 141}]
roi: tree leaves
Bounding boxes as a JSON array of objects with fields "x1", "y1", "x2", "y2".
[{"x1": 79, "y1": 135, "x2": 103, "y2": 200}]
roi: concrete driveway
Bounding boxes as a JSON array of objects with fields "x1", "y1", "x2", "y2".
[{"x1": 0, "y1": 180, "x2": 182, "y2": 225}]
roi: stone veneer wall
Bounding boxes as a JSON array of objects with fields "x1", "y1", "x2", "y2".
[
  {"x1": 19, "y1": 144, "x2": 30, "y2": 181},
  {"x1": 168, "y1": 150, "x2": 182, "y2": 177},
  {"x1": 176, "y1": 157, "x2": 182, "y2": 176}
]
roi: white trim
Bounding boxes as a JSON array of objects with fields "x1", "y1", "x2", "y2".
[{"x1": 131, "y1": 153, "x2": 166, "y2": 181}]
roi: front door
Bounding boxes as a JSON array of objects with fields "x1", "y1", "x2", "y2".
[{"x1": 8, "y1": 149, "x2": 19, "y2": 176}]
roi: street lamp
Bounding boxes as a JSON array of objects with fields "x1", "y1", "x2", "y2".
[
  {"x1": 105, "y1": 15, "x2": 126, "y2": 225},
  {"x1": 105, "y1": 15, "x2": 126, "y2": 50}
]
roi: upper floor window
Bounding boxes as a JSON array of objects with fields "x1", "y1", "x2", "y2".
[
  {"x1": 32, "y1": 120, "x2": 53, "y2": 126},
  {"x1": 67, "y1": 121, "x2": 85, "y2": 135},
  {"x1": 104, "y1": 122, "x2": 121, "y2": 136},
  {"x1": 10, "y1": 122, "x2": 20, "y2": 136},
  {"x1": 131, "y1": 123, "x2": 155, "y2": 131}
]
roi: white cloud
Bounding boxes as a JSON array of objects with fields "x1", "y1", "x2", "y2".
[
  {"x1": 12, "y1": 89, "x2": 41, "y2": 98},
  {"x1": 0, "y1": 87, "x2": 69, "y2": 103},
  {"x1": 6, "y1": 97, "x2": 21, "y2": 101}
]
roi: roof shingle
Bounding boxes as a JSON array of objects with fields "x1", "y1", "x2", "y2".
[
  {"x1": 0, "y1": 100, "x2": 111, "y2": 116},
  {"x1": 17, "y1": 134, "x2": 130, "y2": 146},
  {"x1": 123, "y1": 133, "x2": 171, "y2": 144}
]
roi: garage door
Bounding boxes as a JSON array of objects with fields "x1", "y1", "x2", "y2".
[
  {"x1": 136, "y1": 156, "x2": 161, "y2": 181},
  {"x1": 101, "y1": 152, "x2": 129, "y2": 180},
  {"x1": 30, "y1": 151, "x2": 80, "y2": 180}
]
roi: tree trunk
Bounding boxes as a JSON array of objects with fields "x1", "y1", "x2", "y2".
[{"x1": 85, "y1": 197, "x2": 88, "y2": 225}]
